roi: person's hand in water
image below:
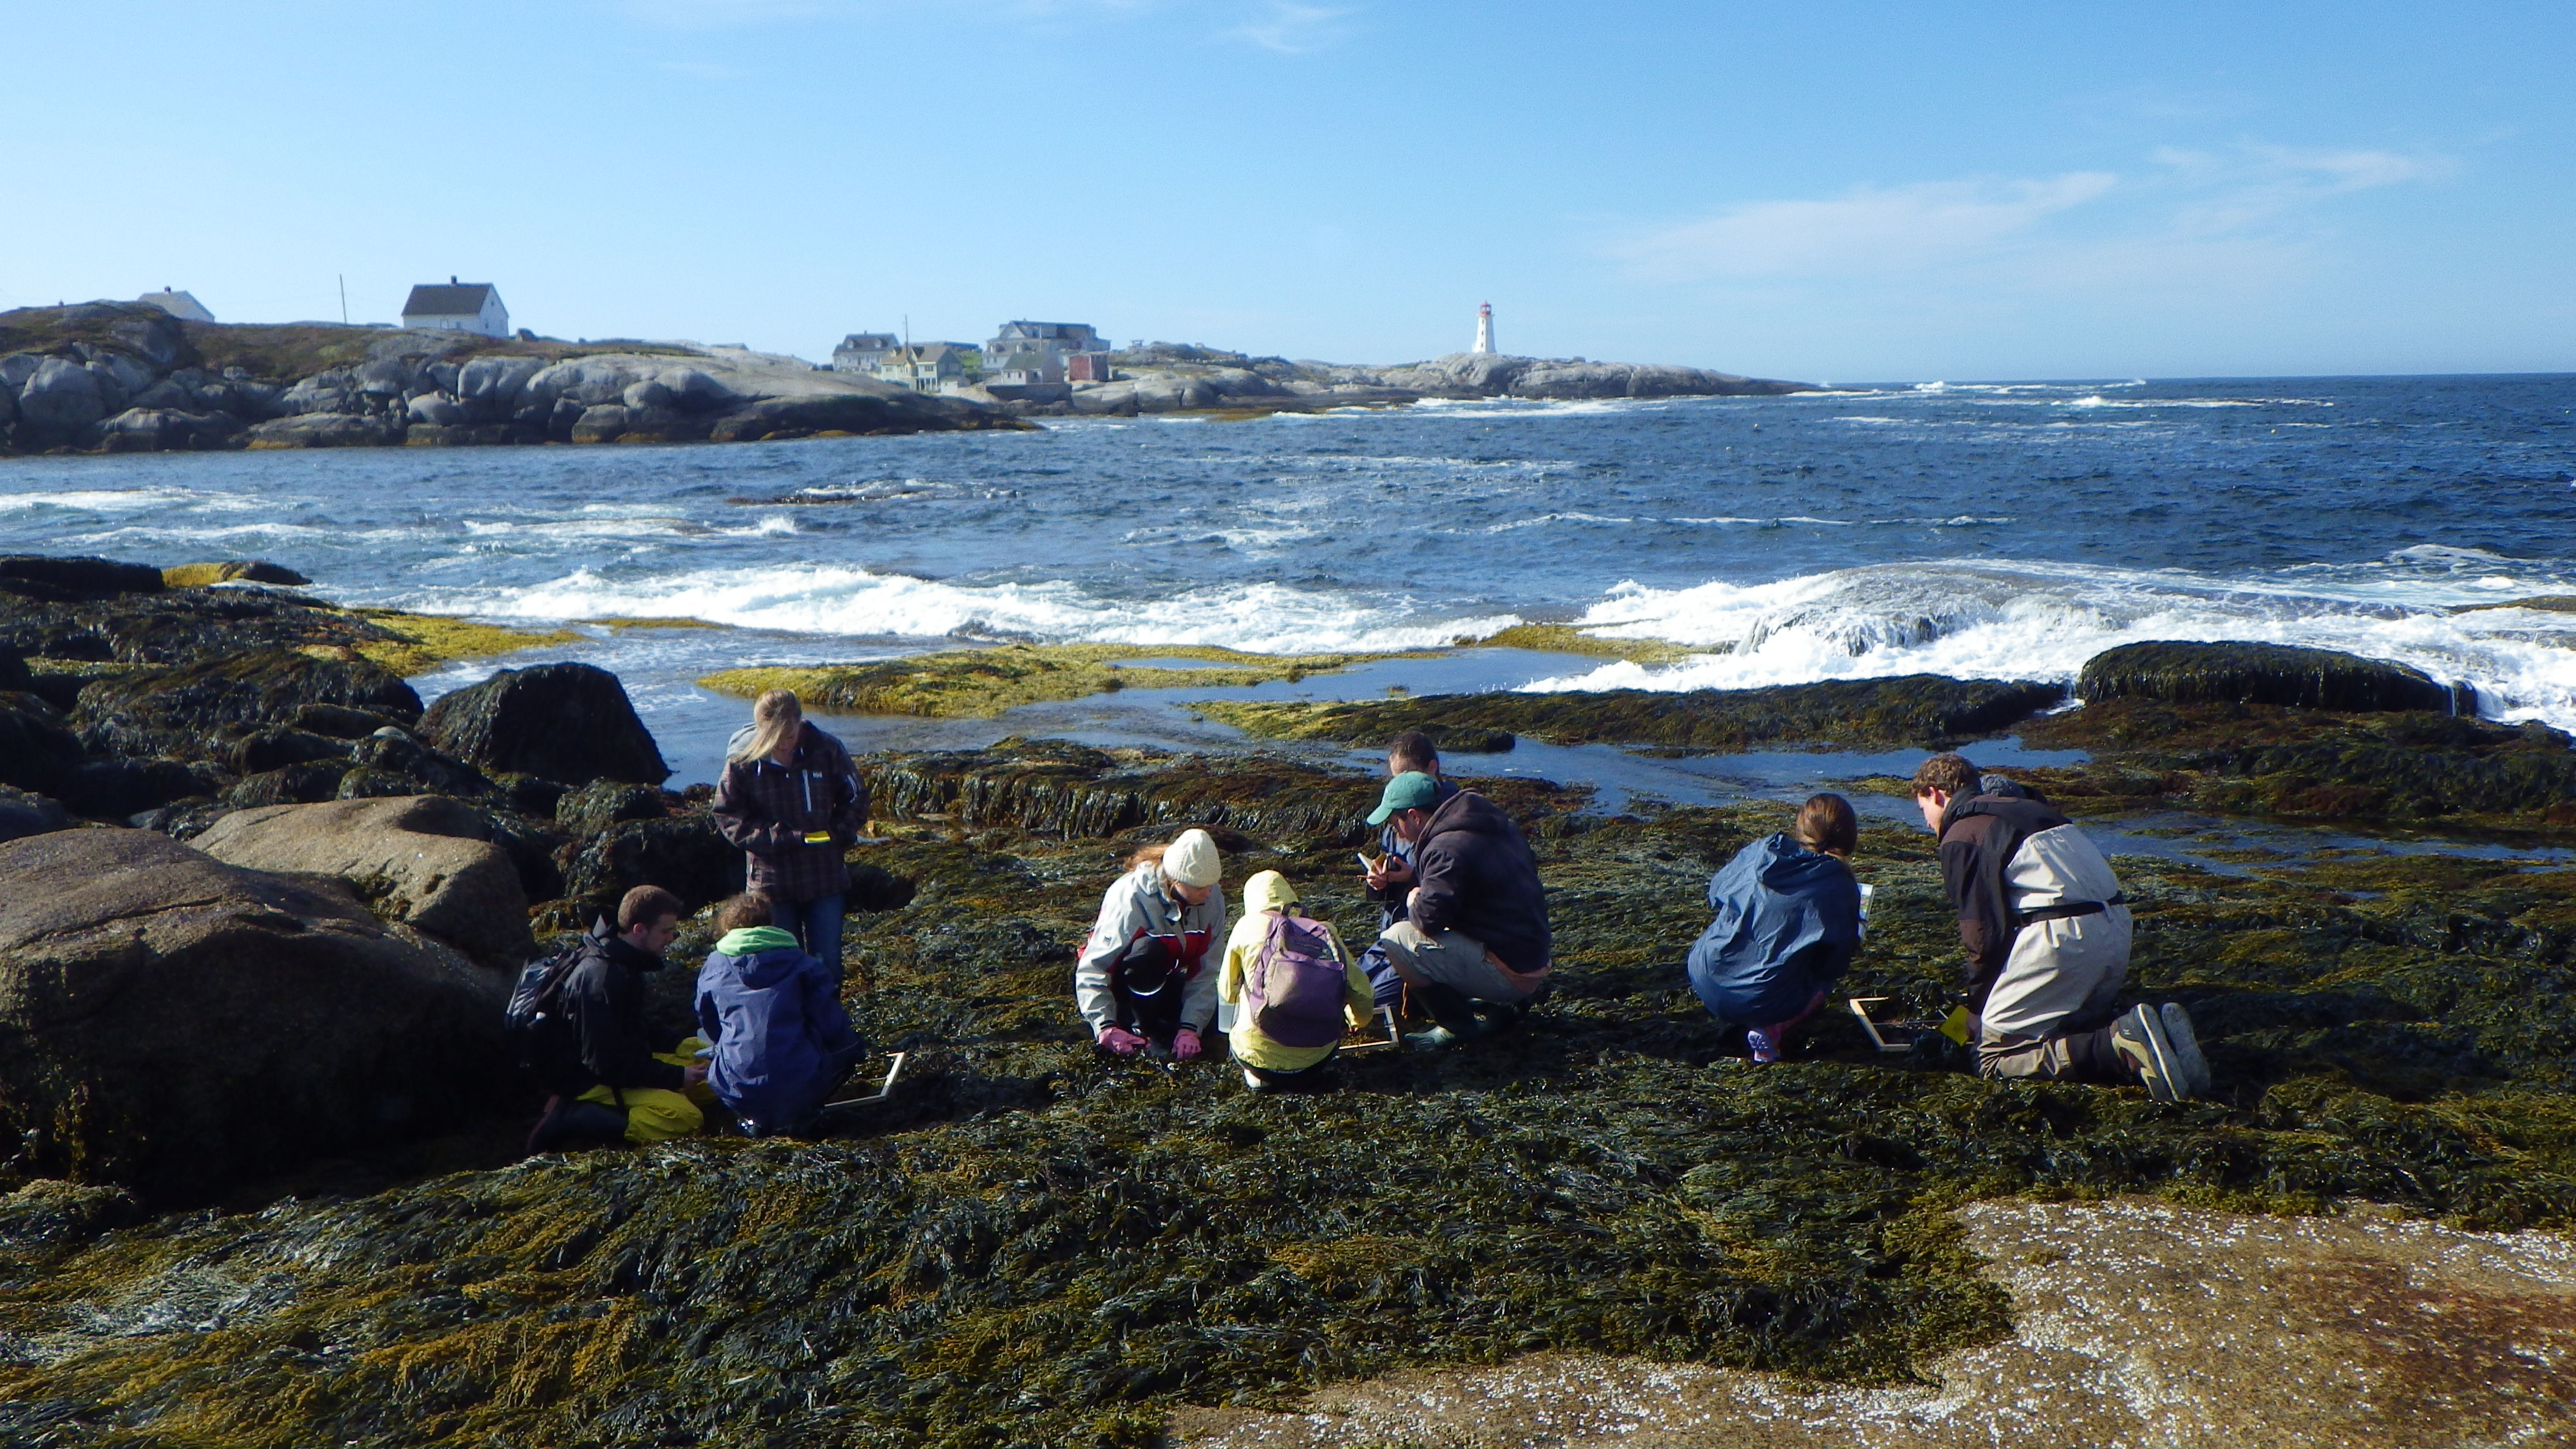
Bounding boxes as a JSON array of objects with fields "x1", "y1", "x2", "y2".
[
  {"x1": 1171, "y1": 1028, "x2": 1202, "y2": 1062},
  {"x1": 1096, "y1": 1026, "x2": 1146, "y2": 1057}
]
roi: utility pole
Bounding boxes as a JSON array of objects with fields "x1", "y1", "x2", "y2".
[{"x1": 339, "y1": 274, "x2": 348, "y2": 326}]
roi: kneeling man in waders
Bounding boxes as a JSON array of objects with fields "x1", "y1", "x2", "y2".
[{"x1": 1912, "y1": 753, "x2": 2210, "y2": 1101}]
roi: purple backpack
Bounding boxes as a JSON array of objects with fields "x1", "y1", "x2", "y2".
[{"x1": 1245, "y1": 914, "x2": 1348, "y2": 1049}]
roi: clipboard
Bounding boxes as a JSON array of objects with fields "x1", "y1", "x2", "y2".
[
  {"x1": 1341, "y1": 1006, "x2": 1402, "y2": 1053},
  {"x1": 820, "y1": 1051, "x2": 907, "y2": 1109}
]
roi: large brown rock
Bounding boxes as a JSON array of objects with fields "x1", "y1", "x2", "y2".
[
  {"x1": 0, "y1": 829, "x2": 514, "y2": 1200},
  {"x1": 192, "y1": 795, "x2": 532, "y2": 968}
]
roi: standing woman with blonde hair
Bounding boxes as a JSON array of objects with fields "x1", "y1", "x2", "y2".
[{"x1": 712, "y1": 689, "x2": 868, "y2": 983}]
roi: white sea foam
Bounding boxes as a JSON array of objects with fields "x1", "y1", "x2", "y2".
[
  {"x1": 1525, "y1": 557, "x2": 2576, "y2": 730},
  {"x1": 390, "y1": 564, "x2": 1521, "y2": 656}
]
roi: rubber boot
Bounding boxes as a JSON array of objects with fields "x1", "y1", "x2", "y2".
[
  {"x1": 526, "y1": 1096, "x2": 631, "y2": 1154},
  {"x1": 1405, "y1": 982, "x2": 1489, "y2": 1050}
]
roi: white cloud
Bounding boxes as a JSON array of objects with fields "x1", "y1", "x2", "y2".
[
  {"x1": 1613, "y1": 141, "x2": 2452, "y2": 288},
  {"x1": 1613, "y1": 173, "x2": 2118, "y2": 281},
  {"x1": 1227, "y1": 2, "x2": 1353, "y2": 54}
]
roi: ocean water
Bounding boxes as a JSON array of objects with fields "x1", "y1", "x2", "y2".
[{"x1": 5, "y1": 375, "x2": 2573, "y2": 774}]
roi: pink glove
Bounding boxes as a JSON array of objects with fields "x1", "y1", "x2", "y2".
[
  {"x1": 1096, "y1": 1026, "x2": 1145, "y2": 1057},
  {"x1": 1172, "y1": 1028, "x2": 1202, "y2": 1062}
]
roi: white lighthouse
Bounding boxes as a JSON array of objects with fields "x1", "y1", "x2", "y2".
[{"x1": 1472, "y1": 301, "x2": 1495, "y2": 355}]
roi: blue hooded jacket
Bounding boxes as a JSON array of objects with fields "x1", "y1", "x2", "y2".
[
  {"x1": 695, "y1": 927, "x2": 864, "y2": 1131},
  {"x1": 1685, "y1": 833, "x2": 1862, "y2": 1025}
]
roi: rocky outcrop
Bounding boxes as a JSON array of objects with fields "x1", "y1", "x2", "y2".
[
  {"x1": 0, "y1": 555, "x2": 164, "y2": 604},
  {"x1": 2078, "y1": 641, "x2": 2466, "y2": 714},
  {"x1": 161, "y1": 560, "x2": 312, "y2": 589},
  {"x1": 0, "y1": 828, "x2": 513, "y2": 1200},
  {"x1": 0, "y1": 692, "x2": 82, "y2": 795},
  {"x1": 194, "y1": 796, "x2": 533, "y2": 968},
  {"x1": 1346, "y1": 351, "x2": 1810, "y2": 401},
  {"x1": 421, "y1": 662, "x2": 668, "y2": 787},
  {"x1": 0, "y1": 304, "x2": 1020, "y2": 456}
]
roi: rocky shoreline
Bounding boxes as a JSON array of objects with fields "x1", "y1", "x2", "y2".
[
  {"x1": 2, "y1": 552, "x2": 2573, "y2": 1445},
  {"x1": 0, "y1": 306, "x2": 1810, "y2": 456}
]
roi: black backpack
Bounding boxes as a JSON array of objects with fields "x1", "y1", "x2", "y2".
[{"x1": 505, "y1": 940, "x2": 592, "y2": 1096}]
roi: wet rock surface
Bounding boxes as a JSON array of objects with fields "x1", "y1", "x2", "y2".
[
  {"x1": 1174, "y1": 1197, "x2": 2576, "y2": 1447},
  {"x1": 1, "y1": 740, "x2": 2572, "y2": 1444}
]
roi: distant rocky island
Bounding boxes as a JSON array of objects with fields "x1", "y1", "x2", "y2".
[{"x1": 0, "y1": 303, "x2": 1812, "y2": 457}]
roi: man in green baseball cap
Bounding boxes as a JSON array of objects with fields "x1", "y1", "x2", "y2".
[{"x1": 1366, "y1": 771, "x2": 1554, "y2": 1049}]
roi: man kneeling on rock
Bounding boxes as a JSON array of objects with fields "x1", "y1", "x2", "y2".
[
  {"x1": 530, "y1": 885, "x2": 716, "y2": 1149},
  {"x1": 1370, "y1": 771, "x2": 1552, "y2": 1049},
  {"x1": 1912, "y1": 752, "x2": 2211, "y2": 1101}
]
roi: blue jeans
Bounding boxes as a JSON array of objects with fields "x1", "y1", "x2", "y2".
[{"x1": 771, "y1": 893, "x2": 845, "y2": 984}]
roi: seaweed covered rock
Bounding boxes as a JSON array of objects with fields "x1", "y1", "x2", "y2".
[
  {"x1": 2016, "y1": 699, "x2": 2576, "y2": 829},
  {"x1": 553, "y1": 778, "x2": 668, "y2": 838},
  {"x1": 70, "y1": 649, "x2": 423, "y2": 762},
  {"x1": 161, "y1": 560, "x2": 311, "y2": 589},
  {"x1": 0, "y1": 555, "x2": 162, "y2": 604},
  {"x1": 2078, "y1": 641, "x2": 2464, "y2": 714},
  {"x1": 8, "y1": 745, "x2": 2576, "y2": 1445},
  {"x1": 1196, "y1": 675, "x2": 2067, "y2": 754},
  {"x1": 0, "y1": 581, "x2": 400, "y2": 670},
  {"x1": 338, "y1": 727, "x2": 495, "y2": 801},
  {"x1": 856, "y1": 737, "x2": 1580, "y2": 845},
  {"x1": 193, "y1": 796, "x2": 534, "y2": 968},
  {"x1": 422, "y1": 662, "x2": 669, "y2": 786},
  {"x1": 0, "y1": 828, "x2": 513, "y2": 1200},
  {"x1": 556, "y1": 807, "x2": 738, "y2": 922},
  {"x1": 58, "y1": 757, "x2": 225, "y2": 820},
  {"x1": 0, "y1": 690, "x2": 82, "y2": 794}
]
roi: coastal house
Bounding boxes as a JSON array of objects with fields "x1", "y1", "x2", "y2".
[
  {"x1": 986, "y1": 350, "x2": 1066, "y2": 387},
  {"x1": 400, "y1": 278, "x2": 509, "y2": 338},
  {"x1": 833, "y1": 333, "x2": 899, "y2": 372},
  {"x1": 1064, "y1": 351, "x2": 1114, "y2": 384},
  {"x1": 986, "y1": 320, "x2": 1102, "y2": 358},
  {"x1": 134, "y1": 288, "x2": 214, "y2": 323},
  {"x1": 875, "y1": 343, "x2": 970, "y2": 393}
]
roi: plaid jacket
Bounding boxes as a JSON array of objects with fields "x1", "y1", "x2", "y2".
[{"x1": 711, "y1": 723, "x2": 868, "y2": 904}]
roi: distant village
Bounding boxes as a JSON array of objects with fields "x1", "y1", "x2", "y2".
[{"x1": 114, "y1": 284, "x2": 1124, "y2": 404}]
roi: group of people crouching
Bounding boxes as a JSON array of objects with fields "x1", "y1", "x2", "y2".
[
  {"x1": 532, "y1": 699, "x2": 2213, "y2": 1151},
  {"x1": 1078, "y1": 732, "x2": 2212, "y2": 1105}
]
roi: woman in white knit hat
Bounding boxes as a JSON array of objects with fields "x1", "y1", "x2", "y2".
[{"x1": 1073, "y1": 827, "x2": 1226, "y2": 1059}]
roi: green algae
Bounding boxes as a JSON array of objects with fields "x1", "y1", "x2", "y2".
[
  {"x1": 6, "y1": 747, "x2": 2576, "y2": 1446},
  {"x1": 1194, "y1": 676, "x2": 2066, "y2": 754},
  {"x1": 698, "y1": 644, "x2": 1438, "y2": 719},
  {"x1": 1454, "y1": 624, "x2": 1702, "y2": 665},
  {"x1": 349, "y1": 611, "x2": 583, "y2": 677}
]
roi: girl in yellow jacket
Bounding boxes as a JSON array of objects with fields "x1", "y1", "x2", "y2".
[{"x1": 1219, "y1": 870, "x2": 1376, "y2": 1092}]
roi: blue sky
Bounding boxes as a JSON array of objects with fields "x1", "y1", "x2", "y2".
[{"x1": 4, "y1": 2, "x2": 2568, "y2": 380}]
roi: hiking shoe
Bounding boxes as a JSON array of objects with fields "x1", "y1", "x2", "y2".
[
  {"x1": 1745, "y1": 1026, "x2": 1782, "y2": 1064},
  {"x1": 1241, "y1": 1068, "x2": 1271, "y2": 1093},
  {"x1": 2160, "y1": 1002, "x2": 2213, "y2": 1099},
  {"x1": 2109, "y1": 1003, "x2": 2193, "y2": 1102}
]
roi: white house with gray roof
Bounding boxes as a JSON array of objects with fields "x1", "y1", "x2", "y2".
[{"x1": 401, "y1": 278, "x2": 509, "y2": 337}]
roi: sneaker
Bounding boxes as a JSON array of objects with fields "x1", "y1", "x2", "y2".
[
  {"x1": 2109, "y1": 1003, "x2": 2193, "y2": 1103},
  {"x1": 1404, "y1": 1025, "x2": 1464, "y2": 1051},
  {"x1": 2160, "y1": 1002, "x2": 2213, "y2": 1099},
  {"x1": 1745, "y1": 1026, "x2": 1781, "y2": 1065},
  {"x1": 1242, "y1": 1068, "x2": 1270, "y2": 1093}
]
